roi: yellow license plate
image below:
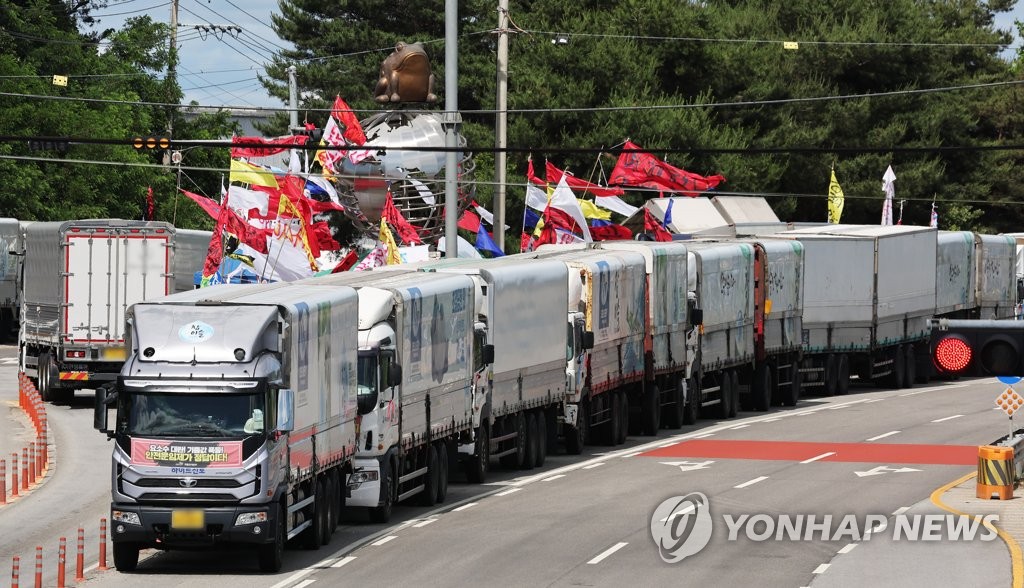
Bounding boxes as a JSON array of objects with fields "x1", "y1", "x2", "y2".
[
  {"x1": 102, "y1": 347, "x2": 127, "y2": 361},
  {"x1": 171, "y1": 510, "x2": 204, "y2": 530}
]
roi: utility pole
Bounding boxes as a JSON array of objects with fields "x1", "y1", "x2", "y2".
[
  {"x1": 493, "y1": 0, "x2": 509, "y2": 250},
  {"x1": 443, "y1": 0, "x2": 460, "y2": 258},
  {"x1": 165, "y1": 0, "x2": 178, "y2": 167},
  {"x1": 288, "y1": 65, "x2": 298, "y2": 131}
]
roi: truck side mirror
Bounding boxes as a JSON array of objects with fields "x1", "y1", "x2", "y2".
[
  {"x1": 389, "y1": 364, "x2": 403, "y2": 387},
  {"x1": 690, "y1": 308, "x2": 704, "y2": 326},
  {"x1": 481, "y1": 344, "x2": 495, "y2": 365},
  {"x1": 276, "y1": 388, "x2": 295, "y2": 433},
  {"x1": 93, "y1": 384, "x2": 113, "y2": 432},
  {"x1": 582, "y1": 331, "x2": 595, "y2": 350}
]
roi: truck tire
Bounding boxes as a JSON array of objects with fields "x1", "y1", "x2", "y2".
[
  {"x1": 257, "y1": 503, "x2": 285, "y2": 573},
  {"x1": 38, "y1": 352, "x2": 58, "y2": 402},
  {"x1": 535, "y1": 410, "x2": 548, "y2": 466},
  {"x1": 465, "y1": 425, "x2": 489, "y2": 484},
  {"x1": 522, "y1": 413, "x2": 538, "y2": 470},
  {"x1": 887, "y1": 346, "x2": 906, "y2": 389},
  {"x1": 683, "y1": 378, "x2": 699, "y2": 425},
  {"x1": 781, "y1": 363, "x2": 801, "y2": 407},
  {"x1": 665, "y1": 381, "x2": 685, "y2": 429},
  {"x1": 823, "y1": 354, "x2": 837, "y2": 397},
  {"x1": 369, "y1": 459, "x2": 394, "y2": 523},
  {"x1": 319, "y1": 478, "x2": 333, "y2": 546},
  {"x1": 419, "y1": 444, "x2": 439, "y2": 507},
  {"x1": 302, "y1": 482, "x2": 324, "y2": 550},
  {"x1": 904, "y1": 345, "x2": 916, "y2": 389},
  {"x1": 753, "y1": 365, "x2": 771, "y2": 411},
  {"x1": 435, "y1": 441, "x2": 449, "y2": 503},
  {"x1": 717, "y1": 373, "x2": 732, "y2": 419},
  {"x1": 607, "y1": 393, "x2": 621, "y2": 444},
  {"x1": 328, "y1": 471, "x2": 341, "y2": 534},
  {"x1": 617, "y1": 393, "x2": 629, "y2": 444},
  {"x1": 565, "y1": 401, "x2": 587, "y2": 455},
  {"x1": 642, "y1": 383, "x2": 661, "y2": 435},
  {"x1": 729, "y1": 371, "x2": 740, "y2": 418},
  {"x1": 112, "y1": 542, "x2": 139, "y2": 572},
  {"x1": 836, "y1": 354, "x2": 850, "y2": 396}
]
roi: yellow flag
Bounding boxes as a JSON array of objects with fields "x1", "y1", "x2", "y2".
[
  {"x1": 577, "y1": 199, "x2": 612, "y2": 221},
  {"x1": 277, "y1": 193, "x2": 318, "y2": 270},
  {"x1": 230, "y1": 159, "x2": 279, "y2": 189},
  {"x1": 380, "y1": 219, "x2": 402, "y2": 265},
  {"x1": 827, "y1": 168, "x2": 844, "y2": 224}
]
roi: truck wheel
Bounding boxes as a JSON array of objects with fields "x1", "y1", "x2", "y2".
[
  {"x1": 112, "y1": 541, "x2": 139, "y2": 572},
  {"x1": 435, "y1": 442, "x2": 449, "y2": 503},
  {"x1": 257, "y1": 503, "x2": 285, "y2": 573},
  {"x1": 328, "y1": 471, "x2": 340, "y2": 534},
  {"x1": 419, "y1": 444, "x2": 439, "y2": 507},
  {"x1": 617, "y1": 393, "x2": 629, "y2": 444},
  {"x1": 522, "y1": 413, "x2": 538, "y2": 470},
  {"x1": 903, "y1": 345, "x2": 916, "y2": 389},
  {"x1": 465, "y1": 425, "x2": 489, "y2": 484},
  {"x1": 753, "y1": 364, "x2": 771, "y2": 411},
  {"x1": 606, "y1": 394, "x2": 621, "y2": 444},
  {"x1": 887, "y1": 346, "x2": 906, "y2": 389},
  {"x1": 642, "y1": 383, "x2": 661, "y2": 435},
  {"x1": 823, "y1": 354, "x2": 837, "y2": 397},
  {"x1": 717, "y1": 373, "x2": 732, "y2": 419},
  {"x1": 729, "y1": 371, "x2": 740, "y2": 417},
  {"x1": 320, "y1": 478, "x2": 333, "y2": 546},
  {"x1": 836, "y1": 354, "x2": 850, "y2": 396},
  {"x1": 535, "y1": 410, "x2": 548, "y2": 465},
  {"x1": 683, "y1": 379, "x2": 699, "y2": 425},
  {"x1": 664, "y1": 381, "x2": 684, "y2": 429},
  {"x1": 302, "y1": 482, "x2": 324, "y2": 549},
  {"x1": 369, "y1": 460, "x2": 394, "y2": 522},
  {"x1": 565, "y1": 402, "x2": 587, "y2": 455},
  {"x1": 781, "y1": 363, "x2": 801, "y2": 407},
  {"x1": 38, "y1": 352, "x2": 57, "y2": 402}
]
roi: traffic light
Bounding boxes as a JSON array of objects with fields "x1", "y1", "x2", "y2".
[
  {"x1": 132, "y1": 136, "x2": 170, "y2": 150},
  {"x1": 929, "y1": 318, "x2": 1024, "y2": 377}
]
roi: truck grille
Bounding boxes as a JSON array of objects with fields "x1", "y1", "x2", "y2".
[
  {"x1": 137, "y1": 493, "x2": 237, "y2": 502},
  {"x1": 133, "y1": 478, "x2": 242, "y2": 489}
]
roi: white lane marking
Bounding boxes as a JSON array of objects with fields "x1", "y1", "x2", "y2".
[
  {"x1": 734, "y1": 476, "x2": 769, "y2": 489},
  {"x1": 294, "y1": 580, "x2": 316, "y2": 588},
  {"x1": 268, "y1": 566, "x2": 315, "y2": 588},
  {"x1": 863, "y1": 398, "x2": 884, "y2": 403},
  {"x1": 865, "y1": 520, "x2": 887, "y2": 537},
  {"x1": 453, "y1": 502, "x2": 477, "y2": 512},
  {"x1": 658, "y1": 441, "x2": 678, "y2": 448},
  {"x1": 413, "y1": 518, "x2": 437, "y2": 528},
  {"x1": 587, "y1": 542, "x2": 628, "y2": 565},
  {"x1": 621, "y1": 451, "x2": 642, "y2": 458},
  {"x1": 801, "y1": 452, "x2": 835, "y2": 464},
  {"x1": 932, "y1": 414, "x2": 963, "y2": 423},
  {"x1": 892, "y1": 506, "x2": 910, "y2": 516},
  {"x1": 866, "y1": 430, "x2": 900, "y2": 441},
  {"x1": 900, "y1": 390, "x2": 929, "y2": 397},
  {"x1": 762, "y1": 418, "x2": 781, "y2": 422},
  {"x1": 496, "y1": 487, "x2": 522, "y2": 496},
  {"x1": 838, "y1": 543, "x2": 857, "y2": 554},
  {"x1": 371, "y1": 535, "x2": 397, "y2": 546},
  {"x1": 331, "y1": 556, "x2": 356, "y2": 568},
  {"x1": 827, "y1": 404, "x2": 849, "y2": 410},
  {"x1": 813, "y1": 563, "x2": 831, "y2": 574},
  {"x1": 691, "y1": 433, "x2": 715, "y2": 439},
  {"x1": 392, "y1": 519, "x2": 420, "y2": 531},
  {"x1": 0, "y1": 358, "x2": 17, "y2": 364},
  {"x1": 730, "y1": 424, "x2": 750, "y2": 430},
  {"x1": 583, "y1": 462, "x2": 605, "y2": 469},
  {"x1": 482, "y1": 480, "x2": 516, "y2": 486},
  {"x1": 542, "y1": 474, "x2": 566, "y2": 482}
]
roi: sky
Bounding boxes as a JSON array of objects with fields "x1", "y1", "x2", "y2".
[{"x1": 91, "y1": 0, "x2": 1024, "y2": 112}]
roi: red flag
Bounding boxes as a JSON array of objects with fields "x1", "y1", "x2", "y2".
[
  {"x1": 230, "y1": 135, "x2": 309, "y2": 159},
  {"x1": 181, "y1": 190, "x2": 270, "y2": 254},
  {"x1": 310, "y1": 222, "x2": 341, "y2": 251},
  {"x1": 590, "y1": 224, "x2": 632, "y2": 241},
  {"x1": 611, "y1": 140, "x2": 725, "y2": 196},
  {"x1": 458, "y1": 209, "x2": 481, "y2": 233},
  {"x1": 146, "y1": 186, "x2": 155, "y2": 220},
  {"x1": 332, "y1": 96, "x2": 367, "y2": 145},
  {"x1": 382, "y1": 192, "x2": 422, "y2": 245},
  {"x1": 520, "y1": 232, "x2": 533, "y2": 252},
  {"x1": 526, "y1": 158, "x2": 545, "y2": 187},
  {"x1": 644, "y1": 208, "x2": 674, "y2": 242},
  {"x1": 545, "y1": 162, "x2": 624, "y2": 197},
  {"x1": 332, "y1": 250, "x2": 358, "y2": 273}
]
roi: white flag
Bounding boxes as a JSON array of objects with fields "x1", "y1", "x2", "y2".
[
  {"x1": 227, "y1": 185, "x2": 269, "y2": 218},
  {"x1": 594, "y1": 195, "x2": 638, "y2": 218},
  {"x1": 548, "y1": 176, "x2": 592, "y2": 242},
  {"x1": 526, "y1": 184, "x2": 549, "y2": 212},
  {"x1": 881, "y1": 165, "x2": 896, "y2": 226}
]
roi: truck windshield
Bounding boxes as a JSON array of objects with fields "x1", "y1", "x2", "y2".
[
  {"x1": 357, "y1": 353, "x2": 378, "y2": 397},
  {"x1": 127, "y1": 392, "x2": 265, "y2": 437}
]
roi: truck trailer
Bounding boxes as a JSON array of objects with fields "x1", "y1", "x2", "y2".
[{"x1": 94, "y1": 280, "x2": 359, "y2": 572}]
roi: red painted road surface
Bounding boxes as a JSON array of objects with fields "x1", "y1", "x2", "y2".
[{"x1": 641, "y1": 440, "x2": 978, "y2": 465}]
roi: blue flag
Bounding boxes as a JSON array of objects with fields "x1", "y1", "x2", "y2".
[
  {"x1": 523, "y1": 208, "x2": 541, "y2": 230},
  {"x1": 590, "y1": 219, "x2": 613, "y2": 227},
  {"x1": 475, "y1": 226, "x2": 505, "y2": 257},
  {"x1": 663, "y1": 198, "x2": 674, "y2": 229}
]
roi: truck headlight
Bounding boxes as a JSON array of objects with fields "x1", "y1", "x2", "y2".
[
  {"x1": 348, "y1": 470, "x2": 379, "y2": 486},
  {"x1": 112, "y1": 510, "x2": 141, "y2": 526},
  {"x1": 235, "y1": 512, "x2": 268, "y2": 526}
]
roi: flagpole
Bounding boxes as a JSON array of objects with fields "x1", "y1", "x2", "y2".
[
  {"x1": 493, "y1": 0, "x2": 509, "y2": 251},
  {"x1": 443, "y1": 0, "x2": 460, "y2": 258}
]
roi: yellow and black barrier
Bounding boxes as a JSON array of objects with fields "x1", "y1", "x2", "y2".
[{"x1": 977, "y1": 445, "x2": 1014, "y2": 500}]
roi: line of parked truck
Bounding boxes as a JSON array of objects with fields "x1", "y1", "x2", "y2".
[{"x1": 87, "y1": 214, "x2": 1020, "y2": 572}]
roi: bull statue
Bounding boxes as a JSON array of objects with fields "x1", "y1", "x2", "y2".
[{"x1": 373, "y1": 41, "x2": 438, "y2": 104}]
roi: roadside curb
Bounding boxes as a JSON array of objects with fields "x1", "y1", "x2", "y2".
[{"x1": 931, "y1": 471, "x2": 1024, "y2": 588}]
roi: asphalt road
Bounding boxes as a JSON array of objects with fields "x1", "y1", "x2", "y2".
[{"x1": 0, "y1": 343, "x2": 1013, "y2": 588}]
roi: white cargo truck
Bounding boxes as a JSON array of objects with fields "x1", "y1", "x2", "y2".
[
  {"x1": 94, "y1": 280, "x2": 359, "y2": 573},
  {"x1": 307, "y1": 270, "x2": 476, "y2": 523},
  {"x1": 936, "y1": 231, "x2": 977, "y2": 320},
  {"x1": 973, "y1": 233, "x2": 1017, "y2": 320},
  {"x1": 419, "y1": 257, "x2": 572, "y2": 476},
  {"x1": 20, "y1": 220, "x2": 207, "y2": 402},
  {"x1": 767, "y1": 225, "x2": 938, "y2": 392}
]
